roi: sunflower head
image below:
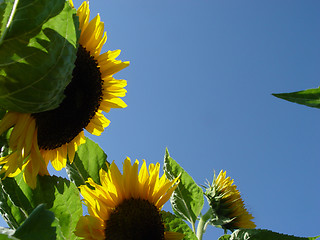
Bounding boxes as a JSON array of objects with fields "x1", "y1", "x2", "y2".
[
  {"x1": 0, "y1": 1, "x2": 128, "y2": 189},
  {"x1": 75, "y1": 158, "x2": 185, "y2": 240},
  {"x1": 204, "y1": 170, "x2": 256, "y2": 231}
]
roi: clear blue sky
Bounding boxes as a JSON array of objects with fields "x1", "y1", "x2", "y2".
[
  {"x1": 89, "y1": 0, "x2": 320, "y2": 238},
  {"x1": 2, "y1": 1, "x2": 320, "y2": 239}
]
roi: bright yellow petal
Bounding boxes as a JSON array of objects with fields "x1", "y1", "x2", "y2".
[
  {"x1": 51, "y1": 150, "x2": 64, "y2": 171},
  {"x1": 77, "y1": 1, "x2": 90, "y2": 32},
  {"x1": 101, "y1": 97, "x2": 127, "y2": 109}
]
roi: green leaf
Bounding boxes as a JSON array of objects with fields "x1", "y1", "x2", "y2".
[
  {"x1": 0, "y1": 188, "x2": 26, "y2": 229},
  {"x1": 13, "y1": 204, "x2": 55, "y2": 240},
  {"x1": 0, "y1": 1, "x2": 14, "y2": 41},
  {"x1": 0, "y1": 230, "x2": 18, "y2": 240},
  {"x1": 230, "y1": 229, "x2": 320, "y2": 240},
  {"x1": 0, "y1": 228, "x2": 14, "y2": 235},
  {"x1": 66, "y1": 137, "x2": 108, "y2": 187},
  {"x1": 0, "y1": 0, "x2": 65, "y2": 42},
  {"x1": 161, "y1": 211, "x2": 197, "y2": 240},
  {"x1": 1, "y1": 174, "x2": 82, "y2": 240},
  {"x1": 163, "y1": 148, "x2": 204, "y2": 226},
  {"x1": 0, "y1": 1, "x2": 79, "y2": 113},
  {"x1": 0, "y1": 235, "x2": 18, "y2": 240},
  {"x1": 273, "y1": 87, "x2": 320, "y2": 109},
  {"x1": 219, "y1": 235, "x2": 231, "y2": 240},
  {"x1": 0, "y1": 227, "x2": 15, "y2": 239}
]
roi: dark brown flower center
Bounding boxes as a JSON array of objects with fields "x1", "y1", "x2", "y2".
[
  {"x1": 32, "y1": 45, "x2": 103, "y2": 150},
  {"x1": 105, "y1": 198, "x2": 165, "y2": 240}
]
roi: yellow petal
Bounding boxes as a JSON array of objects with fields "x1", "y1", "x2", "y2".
[
  {"x1": 77, "y1": 1, "x2": 90, "y2": 32},
  {"x1": 74, "y1": 215, "x2": 105, "y2": 240},
  {"x1": 0, "y1": 112, "x2": 18, "y2": 135},
  {"x1": 101, "y1": 97, "x2": 127, "y2": 109},
  {"x1": 51, "y1": 150, "x2": 64, "y2": 171}
]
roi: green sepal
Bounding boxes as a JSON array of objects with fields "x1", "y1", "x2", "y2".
[
  {"x1": 163, "y1": 148, "x2": 204, "y2": 226},
  {"x1": 66, "y1": 137, "x2": 108, "y2": 187},
  {"x1": 1, "y1": 174, "x2": 82, "y2": 240},
  {"x1": 230, "y1": 229, "x2": 320, "y2": 240},
  {"x1": 13, "y1": 204, "x2": 55, "y2": 240},
  {"x1": 0, "y1": 1, "x2": 80, "y2": 113},
  {"x1": 273, "y1": 87, "x2": 320, "y2": 109},
  {"x1": 161, "y1": 211, "x2": 197, "y2": 240},
  {"x1": 204, "y1": 183, "x2": 235, "y2": 228},
  {"x1": 208, "y1": 212, "x2": 234, "y2": 229}
]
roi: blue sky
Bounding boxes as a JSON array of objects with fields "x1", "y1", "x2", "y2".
[
  {"x1": 2, "y1": 1, "x2": 320, "y2": 239},
  {"x1": 86, "y1": 1, "x2": 319, "y2": 239}
]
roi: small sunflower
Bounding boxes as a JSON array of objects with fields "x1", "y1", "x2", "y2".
[
  {"x1": 205, "y1": 170, "x2": 256, "y2": 231},
  {"x1": 0, "y1": 1, "x2": 129, "y2": 188},
  {"x1": 74, "y1": 158, "x2": 185, "y2": 240}
]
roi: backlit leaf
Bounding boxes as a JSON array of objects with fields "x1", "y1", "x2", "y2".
[
  {"x1": 161, "y1": 211, "x2": 197, "y2": 240},
  {"x1": 163, "y1": 148, "x2": 204, "y2": 226},
  {"x1": 273, "y1": 87, "x2": 320, "y2": 109},
  {"x1": 66, "y1": 137, "x2": 108, "y2": 187}
]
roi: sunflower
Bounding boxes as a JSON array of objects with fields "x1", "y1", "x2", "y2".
[
  {"x1": 0, "y1": 1, "x2": 129, "y2": 188},
  {"x1": 74, "y1": 158, "x2": 185, "y2": 240},
  {"x1": 204, "y1": 170, "x2": 256, "y2": 231}
]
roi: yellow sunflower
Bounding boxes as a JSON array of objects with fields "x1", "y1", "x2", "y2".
[
  {"x1": 0, "y1": 1, "x2": 129, "y2": 188},
  {"x1": 205, "y1": 170, "x2": 256, "y2": 230},
  {"x1": 74, "y1": 158, "x2": 185, "y2": 240}
]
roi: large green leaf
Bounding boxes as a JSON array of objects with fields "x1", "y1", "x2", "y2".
[
  {"x1": 230, "y1": 229, "x2": 319, "y2": 240},
  {"x1": 13, "y1": 204, "x2": 55, "y2": 240},
  {"x1": 0, "y1": 1, "x2": 79, "y2": 113},
  {"x1": 1, "y1": 174, "x2": 82, "y2": 240},
  {"x1": 0, "y1": 0, "x2": 64, "y2": 42},
  {"x1": 273, "y1": 87, "x2": 320, "y2": 109},
  {"x1": 163, "y1": 149, "x2": 204, "y2": 227},
  {"x1": 161, "y1": 211, "x2": 197, "y2": 240},
  {"x1": 66, "y1": 137, "x2": 108, "y2": 187}
]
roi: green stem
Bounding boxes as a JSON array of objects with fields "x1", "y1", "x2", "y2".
[
  {"x1": 196, "y1": 209, "x2": 212, "y2": 240},
  {"x1": 192, "y1": 222, "x2": 196, "y2": 234}
]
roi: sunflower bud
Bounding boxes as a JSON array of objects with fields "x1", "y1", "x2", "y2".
[{"x1": 204, "y1": 170, "x2": 256, "y2": 231}]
